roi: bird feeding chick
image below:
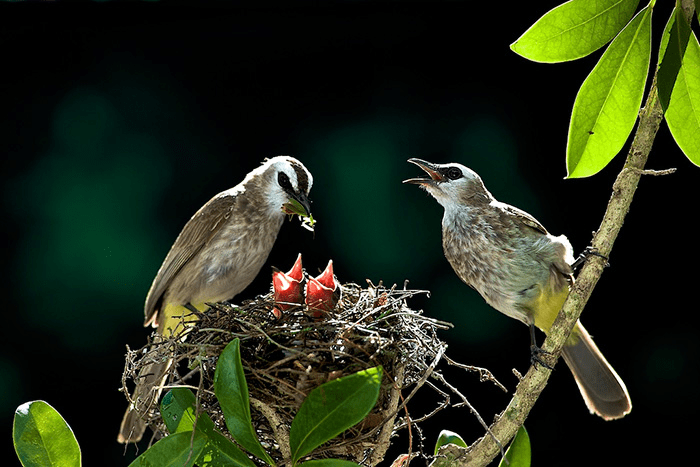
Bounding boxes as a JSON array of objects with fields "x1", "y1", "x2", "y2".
[{"x1": 118, "y1": 156, "x2": 315, "y2": 444}]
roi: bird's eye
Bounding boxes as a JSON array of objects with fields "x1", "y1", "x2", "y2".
[
  {"x1": 446, "y1": 167, "x2": 462, "y2": 180},
  {"x1": 278, "y1": 172, "x2": 292, "y2": 190}
]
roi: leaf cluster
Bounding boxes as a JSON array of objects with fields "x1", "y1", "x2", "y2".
[
  {"x1": 12, "y1": 350, "x2": 382, "y2": 467},
  {"x1": 511, "y1": 0, "x2": 700, "y2": 177},
  {"x1": 129, "y1": 339, "x2": 383, "y2": 467},
  {"x1": 16, "y1": 280, "x2": 507, "y2": 467}
]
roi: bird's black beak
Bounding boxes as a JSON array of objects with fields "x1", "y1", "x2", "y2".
[
  {"x1": 283, "y1": 191, "x2": 312, "y2": 218},
  {"x1": 403, "y1": 158, "x2": 444, "y2": 185},
  {"x1": 296, "y1": 191, "x2": 312, "y2": 218}
]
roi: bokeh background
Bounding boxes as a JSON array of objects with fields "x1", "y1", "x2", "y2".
[{"x1": 2, "y1": 1, "x2": 697, "y2": 465}]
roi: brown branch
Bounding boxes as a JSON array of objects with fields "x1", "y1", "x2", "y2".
[
  {"x1": 250, "y1": 396, "x2": 292, "y2": 464},
  {"x1": 430, "y1": 1, "x2": 693, "y2": 464}
]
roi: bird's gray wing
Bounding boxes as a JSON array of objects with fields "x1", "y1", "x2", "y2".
[
  {"x1": 144, "y1": 192, "x2": 237, "y2": 326},
  {"x1": 500, "y1": 203, "x2": 573, "y2": 279},
  {"x1": 499, "y1": 203, "x2": 549, "y2": 235}
]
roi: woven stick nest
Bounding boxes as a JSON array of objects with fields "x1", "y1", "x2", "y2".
[{"x1": 121, "y1": 280, "x2": 471, "y2": 465}]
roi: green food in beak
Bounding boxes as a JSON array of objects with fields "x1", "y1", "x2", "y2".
[{"x1": 283, "y1": 198, "x2": 316, "y2": 231}]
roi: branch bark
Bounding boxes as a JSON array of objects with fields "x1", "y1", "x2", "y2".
[{"x1": 430, "y1": 2, "x2": 694, "y2": 465}]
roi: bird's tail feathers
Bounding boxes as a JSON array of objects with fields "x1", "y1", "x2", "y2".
[
  {"x1": 117, "y1": 359, "x2": 173, "y2": 443},
  {"x1": 562, "y1": 322, "x2": 631, "y2": 420}
]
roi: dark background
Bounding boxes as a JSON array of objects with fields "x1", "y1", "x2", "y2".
[{"x1": 2, "y1": 1, "x2": 697, "y2": 465}]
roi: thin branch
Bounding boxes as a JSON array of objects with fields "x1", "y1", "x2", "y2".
[
  {"x1": 251, "y1": 396, "x2": 292, "y2": 464},
  {"x1": 430, "y1": 1, "x2": 694, "y2": 464}
]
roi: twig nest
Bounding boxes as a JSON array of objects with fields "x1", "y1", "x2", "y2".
[{"x1": 122, "y1": 280, "x2": 452, "y2": 465}]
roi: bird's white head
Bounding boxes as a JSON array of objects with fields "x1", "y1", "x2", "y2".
[
  {"x1": 403, "y1": 158, "x2": 491, "y2": 209},
  {"x1": 242, "y1": 156, "x2": 314, "y2": 218}
]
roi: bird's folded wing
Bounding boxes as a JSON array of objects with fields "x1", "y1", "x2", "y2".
[{"x1": 144, "y1": 193, "x2": 237, "y2": 326}]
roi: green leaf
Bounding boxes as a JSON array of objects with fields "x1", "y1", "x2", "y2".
[
  {"x1": 434, "y1": 429, "x2": 468, "y2": 455},
  {"x1": 298, "y1": 460, "x2": 362, "y2": 467},
  {"x1": 13, "y1": 401, "x2": 81, "y2": 467},
  {"x1": 510, "y1": 0, "x2": 640, "y2": 63},
  {"x1": 129, "y1": 431, "x2": 207, "y2": 467},
  {"x1": 159, "y1": 388, "x2": 256, "y2": 467},
  {"x1": 658, "y1": 6, "x2": 700, "y2": 166},
  {"x1": 214, "y1": 339, "x2": 275, "y2": 466},
  {"x1": 566, "y1": 4, "x2": 653, "y2": 178},
  {"x1": 289, "y1": 367, "x2": 383, "y2": 463},
  {"x1": 199, "y1": 431, "x2": 258, "y2": 467},
  {"x1": 161, "y1": 388, "x2": 200, "y2": 434},
  {"x1": 498, "y1": 426, "x2": 531, "y2": 467},
  {"x1": 161, "y1": 387, "x2": 223, "y2": 435},
  {"x1": 657, "y1": 6, "x2": 691, "y2": 110}
]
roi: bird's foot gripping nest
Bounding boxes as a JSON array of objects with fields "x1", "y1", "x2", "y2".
[{"x1": 121, "y1": 280, "x2": 455, "y2": 465}]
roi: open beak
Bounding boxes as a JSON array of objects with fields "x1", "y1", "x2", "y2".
[{"x1": 403, "y1": 158, "x2": 444, "y2": 186}]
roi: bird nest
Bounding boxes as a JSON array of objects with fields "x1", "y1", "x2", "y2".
[{"x1": 121, "y1": 280, "x2": 488, "y2": 465}]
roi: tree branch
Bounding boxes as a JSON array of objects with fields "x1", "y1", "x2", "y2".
[{"x1": 430, "y1": 2, "x2": 693, "y2": 465}]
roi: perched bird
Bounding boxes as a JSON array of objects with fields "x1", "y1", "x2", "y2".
[
  {"x1": 118, "y1": 156, "x2": 314, "y2": 443},
  {"x1": 272, "y1": 253, "x2": 305, "y2": 318},
  {"x1": 404, "y1": 158, "x2": 631, "y2": 420},
  {"x1": 305, "y1": 260, "x2": 340, "y2": 317}
]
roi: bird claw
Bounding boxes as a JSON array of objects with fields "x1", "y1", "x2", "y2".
[
  {"x1": 572, "y1": 246, "x2": 609, "y2": 271},
  {"x1": 530, "y1": 345, "x2": 554, "y2": 370}
]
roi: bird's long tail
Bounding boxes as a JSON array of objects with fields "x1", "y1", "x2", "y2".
[
  {"x1": 119, "y1": 303, "x2": 202, "y2": 443},
  {"x1": 117, "y1": 358, "x2": 172, "y2": 443},
  {"x1": 562, "y1": 322, "x2": 632, "y2": 420}
]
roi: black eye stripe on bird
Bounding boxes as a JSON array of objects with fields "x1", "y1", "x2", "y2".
[
  {"x1": 118, "y1": 155, "x2": 314, "y2": 444},
  {"x1": 290, "y1": 159, "x2": 310, "y2": 195},
  {"x1": 404, "y1": 158, "x2": 631, "y2": 421}
]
